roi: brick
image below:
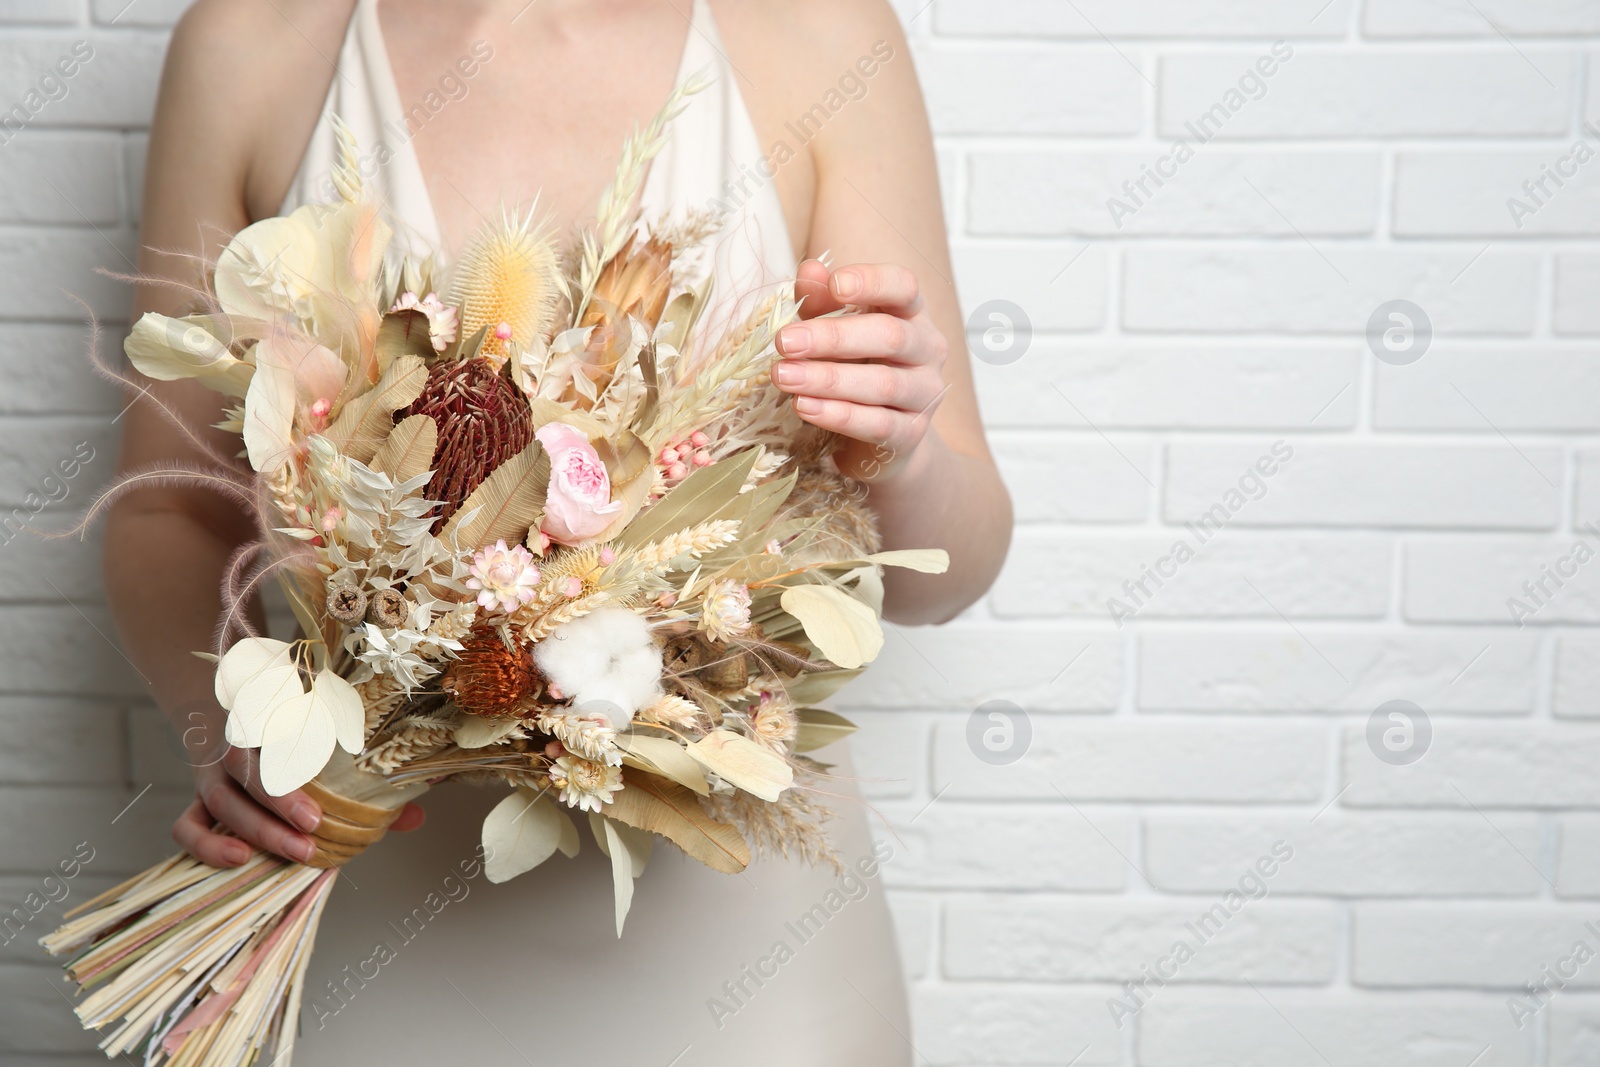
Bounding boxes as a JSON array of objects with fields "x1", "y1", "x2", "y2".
[
  {"x1": 994, "y1": 434, "x2": 1151, "y2": 523},
  {"x1": 885, "y1": 890, "x2": 934, "y2": 981},
  {"x1": 122, "y1": 131, "x2": 143, "y2": 222},
  {"x1": 92, "y1": 0, "x2": 191, "y2": 25},
  {"x1": 0, "y1": 964, "x2": 107, "y2": 1055},
  {"x1": 1556, "y1": 634, "x2": 1600, "y2": 719},
  {"x1": 1576, "y1": 449, "x2": 1600, "y2": 527},
  {"x1": 934, "y1": 719, "x2": 1325, "y2": 802},
  {"x1": 1365, "y1": 0, "x2": 1600, "y2": 36},
  {"x1": 0, "y1": 419, "x2": 115, "y2": 509},
  {"x1": 1123, "y1": 248, "x2": 1539, "y2": 335},
  {"x1": 1559, "y1": 818, "x2": 1600, "y2": 897},
  {"x1": 0, "y1": 874, "x2": 122, "y2": 967},
  {"x1": 0, "y1": 524, "x2": 104, "y2": 601},
  {"x1": 1159, "y1": 52, "x2": 1573, "y2": 139},
  {"x1": 1343, "y1": 724, "x2": 1600, "y2": 808},
  {"x1": 0, "y1": 134, "x2": 118, "y2": 224},
  {"x1": 975, "y1": 344, "x2": 1360, "y2": 429},
  {"x1": 971, "y1": 151, "x2": 1379, "y2": 236},
  {"x1": 1552, "y1": 999, "x2": 1600, "y2": 1067},
  {"x1": 1394, "y1": 151, "x2": 1600, "y2": 237},
  {"x1": 1141, "y1": 993, "x2": 1533, "y2": 1067},
  {"x1": 1556, "y1": 256, "x2": 1600, "y2": 334},
  {"x1": 914, "y1": 984, "x2": 1120, "y2": 1067},
  {"x1": 953, "y1": 242, "x2": 1108, "y2": 332},
  {"x1": 0, "y1": 1, "x2": 78, "y2": 24},
  {"x1": 946, "y1": 896, "x2": 1339, "y2": 983},
  {"x1": 934, "y1": 0, "x2": 1354, "y2": 37},
  {"x1": 1139, "y1": 629, "x2": 1539, "y2": 715},
  {"x1": 0, "y1": 228, "x2": 135, "y2": 320},
  {"x1": 0, "y1": 35, "x2": 164, "y2": 129},
  {"x1": 0, "y1": 323, "x2": 124, "y2": 415},
  {"x1": 0, "y1": 698, "x2": 124, "y2": 784},
  {"x1": 0, "y1": 786, "x2": 178, "y2": 876},
  {"x1": 1164, "y1": 442, "x2": 1562, "y2": 530},
  {"x1": 1404, "y1": 537, "x2": 1600, "y2": 625},
  {"x1": 1354, "y1": 904, "x2": 1600, "y2": 988},
  {"x1": 0, "y1": 606, "x2": 144, "y2": 696},
  {"x1": 835, "y1": 624, "x2": 1122, "y2": 711},
  {"x1": 917, "y1": 48, "x2": 1143, "y2": 135},
  {"x1": 1144, "y1": 815, "x2": 1545, "y2": 896},
  {"x1": 993, "y1": 531, "x2": 1392, "y2": 621},
  {"x1": 873, "y1": 802, "x2": 1131, "y2": 890},
  {"x1": 1376, "y1": 349, "x2": 1600, "y2": 431}
]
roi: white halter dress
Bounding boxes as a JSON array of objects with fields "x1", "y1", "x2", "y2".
[{"x1": 277, "y1": 3, "x2": 911, "y2": 1064}]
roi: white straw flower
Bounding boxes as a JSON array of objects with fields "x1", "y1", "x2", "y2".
[
  {"x1": 699, "y1": 578, "x2": 752, "y2": 642},
  {"x1": 547, "y1": 753, "x2": 622, "y2": 813}
]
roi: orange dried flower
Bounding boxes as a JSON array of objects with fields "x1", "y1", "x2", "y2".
[
  {"x1": 403, "y1": 356, "x2": 534, "y2": 529},
  {"x1": 440, "y1": 625, "x2": 542, "y2": 718}
]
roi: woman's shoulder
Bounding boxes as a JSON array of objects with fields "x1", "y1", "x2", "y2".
[
  {"x1": 159, "y1": 0, "x2": 357, "y2": 223},
  {"x1": 714, "y1": 0, "x2": 908, "y2": 84}
]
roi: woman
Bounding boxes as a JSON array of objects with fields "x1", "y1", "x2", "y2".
[{"x1": 108, "y1": 0, "x2": 1011, "y2": 1061}]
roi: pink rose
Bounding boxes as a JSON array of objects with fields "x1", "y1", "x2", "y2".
[{"x1": 536, "y1": 422, "x2": 622, "y2": 545}]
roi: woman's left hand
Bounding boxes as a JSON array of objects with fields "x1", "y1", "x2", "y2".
[{"x1": 775, "y1": 259, "x2": 950, "y2": 482}]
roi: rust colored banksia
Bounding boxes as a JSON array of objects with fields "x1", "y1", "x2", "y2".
[{"x1": 403, "y1": 356, "x2": 534, "y2": 528}]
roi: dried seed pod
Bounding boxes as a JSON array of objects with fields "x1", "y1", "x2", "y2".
[
  {"x1": 698, "y1": 648, "x2": 750, "y2": 693},
  {"x1": 326, "y1": 583, "x2": 368, "y2": 626},
  {"x1": 366, "y1": 588, "x2": 409, "y2": 629}
]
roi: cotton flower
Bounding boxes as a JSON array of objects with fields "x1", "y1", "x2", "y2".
[
  {"x1": 532, "y1": 606, "x2": 661, "y2": 729},
  {"x1": 699, "y1": 579, "x2": 752, "y2": 642},
  {"x1": 536, "y1": 422, "x2": 622, "y2": 545},
  {"x1": 388, "y1": 290, "x2": 460, "y2": 352},
  {"x1": 546, "y1": 753, "x2": 622, "y2": 813},
  {"x1": 467, "y1": 539, "x2": 540, "y2": 612}
]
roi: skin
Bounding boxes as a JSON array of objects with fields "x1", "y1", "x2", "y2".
[{"x1": 108, "y1": 0, "x2": 1013, "y2": 869}]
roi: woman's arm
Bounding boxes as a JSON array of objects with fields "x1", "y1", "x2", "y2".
[{"x1": 729, "y1": 0, "x2": 1013, "y2": 625}]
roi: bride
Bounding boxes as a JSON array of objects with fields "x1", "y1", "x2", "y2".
[{"x1": 108, "y1": 0, "x2": 1011, "y2": 1061}]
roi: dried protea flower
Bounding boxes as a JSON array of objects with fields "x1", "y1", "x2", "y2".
[
  {"x1": 442, "y1": 625, "x2": 543, "y2": 717},
  {"x1": 366, "y1": 588, "x2": 409, "y2": 629},
  {"x1": 581, "y1": 233, "x2": 672, "y2": 333},
  {"x1": 327, "y1": 582, "x2": 368, "y2": 625},
  {"x1": 448, "y1": 208, "x2": 563, "y2": 365},
  {"x1": 403, "y1": 355, "x2": 534, "y2": 528}
]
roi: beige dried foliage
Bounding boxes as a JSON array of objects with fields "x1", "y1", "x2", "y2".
[{"x1": 699, "y1": 769, "x2": 842, "y2": 873}]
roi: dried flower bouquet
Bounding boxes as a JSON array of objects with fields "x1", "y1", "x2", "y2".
[{"x1": 42, "y1": 80, "x2": 944, "y2": 1066}]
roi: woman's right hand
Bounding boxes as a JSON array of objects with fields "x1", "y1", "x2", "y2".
[
  {"x1": 175, "y1": 747, "x2": 324, "y2": 866},
  {"x1": 172, "y1": 728, "x2": 426, "y2": 868}
]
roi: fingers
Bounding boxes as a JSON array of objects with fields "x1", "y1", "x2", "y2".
[
  {"x1": 773, "y1": 356, "x2": 944, "y2": 414},
  {"x1": 391, "y1": 801, "x2": 426, "y2": 833},
  {"x1": 779, "y1": 313, "x2": 947, "y2": 370},
  {"x1": 794, "y1": 260, "x2": 925, "y2": 319},
  {"x1": 199, "y1": 772, "x2": 317, "y2": 862},
  {"x1": 173, "y1": 796, "x2": 252, "y2": 868},
  {"x1": 791, "y1": 395, "x2": 941, "y2": 458},
  {"x1": 223, "y1": 747, "x2": 322, "y2": 835}
]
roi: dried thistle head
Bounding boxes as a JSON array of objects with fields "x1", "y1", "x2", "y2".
[
  {"x1": 448, "y1": 206, "x2": 564, "y2": 364},
  {"x1": 403, "y1": 356, "x2": 534, "y2": 528},
  {"x1": 440, "y1": 625, "x2": 544, "y2": 718}
]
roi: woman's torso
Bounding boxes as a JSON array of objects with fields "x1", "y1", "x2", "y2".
[{"x1": 274, "y1": 3, "x2": 910, "y2": 1063}]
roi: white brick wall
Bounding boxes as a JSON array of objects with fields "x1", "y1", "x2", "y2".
[{"x1": 4, "y1": 2, "x2": 1600, "y2": 1064}]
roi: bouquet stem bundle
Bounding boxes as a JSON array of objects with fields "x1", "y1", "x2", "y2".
[{"x1": 43, "y1": 773, "x2": 417, "y2": 1065}]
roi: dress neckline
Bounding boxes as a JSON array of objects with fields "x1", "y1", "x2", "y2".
[{"x1": 358, "y1": 0, "x2": 708, "y2": 263}]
